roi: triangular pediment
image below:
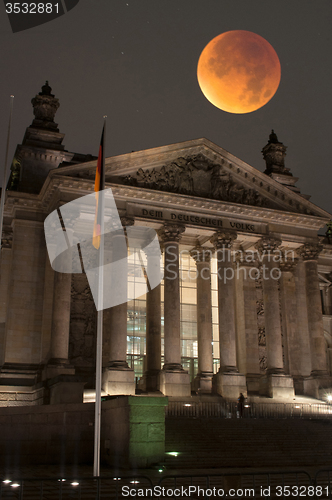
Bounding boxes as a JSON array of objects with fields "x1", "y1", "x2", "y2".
[{"x1": 51, "y1": 138, "x2": 331, "y2": 220}]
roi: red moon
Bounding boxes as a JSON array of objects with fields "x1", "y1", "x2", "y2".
[{"x1": 197, "y1": 30, "x2": 281, "y2": 114}]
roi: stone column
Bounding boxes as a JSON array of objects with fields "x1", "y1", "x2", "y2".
[
  {"x1": 102, "y1": 217, "x2": 135, "y2": 396},
  {"x1": 210, "y1": 231, "x2": 246, "y2": 399},
  {"x1": 255, "y1": 237, "x2": 294, "y2": 398},
  {"x1": 297, "y1": 243, "x2": 331, "y2": 398},
  {"x1": 158, "y1": 223, "x2": 190, "y2": 397},
  {"x1": 44, "y1": 226, "x2": 75, "y2": 380},
  {"x1": 143, "y1": 244, "x2": 162, "y2": 392},
  {"x1": 190, "y1": 247, "x2": 213, "y2": 393},
  {"x1": 234, "y1": 259, "x2": 260, "y2": 393},
  {"x1": 0, "y1": 228, "x2": 13, "y2": 367},
  {"x1": 292, "y1": 259, "x2": 312, "y2": 389},
  {"x1": 325, "y1": 280, "x2": 332, "y2": 316}
]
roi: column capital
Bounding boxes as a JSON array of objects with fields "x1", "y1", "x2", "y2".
[
  {"x1": 279, "y1": 253, "x2": 298, "y2": 272},
  {"x1": 210, "y1": 231, "x2": 237, "y2": 249},
  {"x1": 297, "y1": 243, "x2": 323, "y2": 261},
  {"x1": 121, "y1": 216, "x2": 135, "y2": 227},
  {"x1": 144, "y1": 243, "x2": 162, "y2": 258},
  {"x1": 255, "y1": 236, "x2": 281, "y2": 255},
  {"x1": 190, "y1": 246, "x2": 213, "y2": 263},
  {"x1": 1, "y1": 228, "x2": 13, "y2": 249},
  {"x1": 158, "y1": 223, "x2": 185, "y2": 243}
]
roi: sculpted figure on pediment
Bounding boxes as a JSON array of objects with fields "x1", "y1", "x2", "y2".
[{"x1": 121, "y1": 154, "x2": 272, "y2": 208}]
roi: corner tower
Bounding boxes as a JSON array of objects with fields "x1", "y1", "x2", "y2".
[
  {"x1": 262, "y1": 130, "x2": 303, "y2": 196},
  {"x1": 9, "y1": 82, "x2": 75, "y2": 193}
]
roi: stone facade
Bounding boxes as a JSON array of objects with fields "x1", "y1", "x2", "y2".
[{"x1": 1, "y1": 87, "x2": 332, "y2": 404}]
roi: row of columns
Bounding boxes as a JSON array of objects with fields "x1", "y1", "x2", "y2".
[{"x1": 45, "y1": 220, "x2": 329, "y2": 400}]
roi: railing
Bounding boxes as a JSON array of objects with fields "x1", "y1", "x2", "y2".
[
  {"x1": 3, "y1": 470, "x2": 332, "y2": 499},
  {"x1": 165, "y1": 400, "x2": 332, "y2": 419},
  {"x1": 0, "y1": 475, "x2": 154, "y2": 500}
]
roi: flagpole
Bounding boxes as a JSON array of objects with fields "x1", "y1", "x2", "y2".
[
  {"x1": 93, "y1": 116, "x2": 106, "y2": 477},
  {"x1": 0, "y1": 96, "x2": 14, "y2": 250}
]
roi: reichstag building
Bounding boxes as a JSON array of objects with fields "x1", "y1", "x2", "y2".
[{"x1": 1, "y1": 82, "x2": 332, "y2": 406}]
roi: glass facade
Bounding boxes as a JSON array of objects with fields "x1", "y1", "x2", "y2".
[{"x1": 126, "y1": 250, "x2": 221, "y2": 381}]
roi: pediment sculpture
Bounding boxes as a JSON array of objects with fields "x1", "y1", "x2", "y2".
[{"x1": 119, "y1": 154, "x2": 270, "y2": 208}]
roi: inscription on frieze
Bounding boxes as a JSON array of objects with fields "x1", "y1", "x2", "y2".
[{"x1": 127, "y1": 204, "x2": 267, "y2": 234}]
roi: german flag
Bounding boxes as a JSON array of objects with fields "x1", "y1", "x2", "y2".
[{"x1": 92, "y1": 125, "x2": 105, "y2": 249}]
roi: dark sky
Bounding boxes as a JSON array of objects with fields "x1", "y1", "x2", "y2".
[{"x1": 1, "y1": 0, "x2": 332, "y2": 218}]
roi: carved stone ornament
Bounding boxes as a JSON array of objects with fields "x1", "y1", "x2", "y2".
[
  {"x1": 255, "y1": 236, "x2": 281, "y2": 255},
  {"x1": 120, "y1": 154, "x2": 270, "y2": 208},
  {"x1": 190, "y1": 246, "x2": 213, "y2": 263},
  {"x1": 258, "y1": 327, "x2": 266, "y2": 346},
  {"x1": 120, "y1": 216, "x2": 135, "y2": 227},
  {"x1": 69, "y1": 274, "x2": 96, "y2": 367},
  {"x1": 297, "y1": 243, "x2": 323, "y2": 261},
  {"x1": 259, "y1": 352, "x2": 268, "y2": 373},
  {"x1": 210, "y1": 231, "x2": 237, "y2": 250},
  {"x1": 256, "y1": 299, "x2": 264, "y2": 316},
  {"x1": 1, "y1": 228, "x2": 13, "y2": 249},
  {"x1": 31, "y1": 82, "x2": 59, "y2": 128},
  {"x1": 279, "y1": 254, "x2": 298, "y2": 272},
  {"x1": 158, "y1": 223, "x2": 185, "y2": 243}
]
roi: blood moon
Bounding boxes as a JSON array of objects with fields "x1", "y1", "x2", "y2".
[{"x1": 197, "y1": 30, "x2": 281, "y2": 114}]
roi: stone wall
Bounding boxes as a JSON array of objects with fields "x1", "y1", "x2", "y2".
[{"x1": 0, "y1": 403, "x2": 95, "y2": 467}]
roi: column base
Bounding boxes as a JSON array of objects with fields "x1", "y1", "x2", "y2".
[
  {"x1": 102, "y1": 367, "x2": 135, "y2": 396},
  {"x1": 159, "y1": 370, "x2": 191, "y2": 397},
  {"x1": 303, "y1": 374, "x2": 332, "y2": 400},
  {"x1": 139, "y1": 369, "x2": 161, "y2": 392},
  {"x1": 212, "y1": 371, "x2": 247, "y2": 399},
  {"x1": 246, "y1": 374, "x2": 261, "y2": 393},
  {"x1": 259, "y1": 373, "x2": 294, "y2": 399},
  {"x1": 42, "y1": 360, "x2": 75, "y2": 381},
  {"x1": 47, "y1": 375, "x2": 85, "y2": 404},
  {"x1": 193, "y1": 372, "x2": 213, "y2": 393}
]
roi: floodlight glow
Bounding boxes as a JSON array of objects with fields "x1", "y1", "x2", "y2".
[
  {"x1": 11, "y1": 483, "x2": 20, "y2": 488},
  {"x1": 184, "y1": 404, "x2": 191, "y2": 407},
  {"x1": 130, "y1": 480, "x2": 139, "y2": 484},
  {"x1": 167, "y1": 452, "x2": 179, "y2": 457},
  {"x1": 71, "y1": 482, "x2": 79, "y2": 486},
  {"x1": 327, "y1": 395, "x2": 332, "y2": 402},
  {"x1": 2, "y1": 480, "x2": 11, "y2": 484}
]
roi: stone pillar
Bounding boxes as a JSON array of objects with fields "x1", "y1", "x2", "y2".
[
  {"x1": 210, "y1": 231, "x2": 246, "y2": 399},
  {"x1": 190, "y1": 247, "x2": 213, "y2": 393},
  {"x1": 256, "y1": 237, "x2": 294, "y2": 399},
  {"x1": 143, "y1": 245, "x2": 162, "y2": 392},
  {"x1": 102, "y1": 217, "x2": 135, "y2": 396},
  {"x1": 0, "y1": 228, "x2": 13, "y2": 367},
  {"x1": 158, "y1": 224, "x2": 190, "y2": 397},
  {"x1": 234, "y1": 259, "x2": 260, "y2": 393},
  {"x1": 325, "y1": 283, "x2": 332, "y2": 316},
  {"x1": 44, "y1": 226, "x2": 75, "y2": 380},
  {"x1": 291, "y1": 259, "x2": 312, "y2": 393},
  {"x1": 297, "y1": 244, "x2": 332, "y2": 399}
]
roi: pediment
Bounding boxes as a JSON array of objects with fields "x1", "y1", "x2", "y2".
[{"x1": 52, "y1": 138, "x2": 331, "y2": 220}]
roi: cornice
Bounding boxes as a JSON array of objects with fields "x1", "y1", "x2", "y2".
[{"x1": 3, "y1": 173, "x2": 330, "y2": 232}]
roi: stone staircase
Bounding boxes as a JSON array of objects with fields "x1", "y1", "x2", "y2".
[{"x1": 165, "y1": 417, "x2": 332, "y2": 469}]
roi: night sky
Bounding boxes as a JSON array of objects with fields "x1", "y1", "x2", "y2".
[{"x1": 0, "y1": 0, "x2": 332, "y2": 220}]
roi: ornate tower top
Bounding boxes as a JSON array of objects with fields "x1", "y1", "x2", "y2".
[
  {"x1": 262, "y1": 130, "x2": 288, "y2": 175},
  {"x1": 31, "y1": 81, "x2": 60, "y2": 130},
  {"x1": 39, "y1": 80, "x2": 54, "y2": 96}
]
